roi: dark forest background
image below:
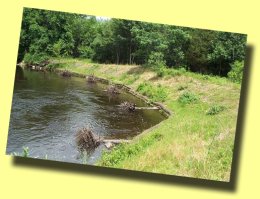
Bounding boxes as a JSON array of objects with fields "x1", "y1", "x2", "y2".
[{"x1": 18, "y1": 8, "x2": 247, "y2": 80}]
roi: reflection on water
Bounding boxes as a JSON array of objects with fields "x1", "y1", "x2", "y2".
[{"x1": 7, "y1": 67, "x2": 166, "y2": 164}]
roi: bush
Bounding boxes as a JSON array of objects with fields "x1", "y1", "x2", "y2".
[
  {"x1": 228, "y1": 61, "x2": 244, "y2": 83},
  {"x1": 23, "y1": 53, "x2": 49, "y2": 66},
  {"x1": 52, "y1": 39, "x2": 65, "y2": 57},
  {"x1": 155, "y1": 65, "x2": 167, "y2": 77},
  {"x1": 137, "y1": 82, "x2": 168, "y2": 102},
  {"x1": 178, "y1": 91, "x2": 199, "y2": 104},
  {"x1": 206, "y1": 105, "x2": 226, "y2": 115},
  {"x1": 79, "y1": 46, "x2": 95, "y2": 59},
  {"x1": 148, "y1": 51, "x2": 166, "y2": 67}
]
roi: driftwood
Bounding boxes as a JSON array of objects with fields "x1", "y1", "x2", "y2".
[
  {"x1": 86, "y1": 75, "x2": 96, "y2": 83},
  {"x1": 75, "y1": 128, "x2": 100, "y2": 151},
  {"x1": 135, "y1": 107, "x2": 159, "y2": 110},
  {"x1": 119, "y1": 101, "x2": 136, "y2": 112},
  {"x1": 118, "y1": 101, "x2": 159, "y2": 112},
  {"x1": 75, "y1": 128, "x2": 130, "y2": 150},
  {"x1": 105, "y1": 85, "x2": 120, "y2": 95},
  {"x1": 102, "y1": 139, "x2": 130, "y2": 144},
  {"x1": 60, "y1": 70, "x2": 72, "y2": 77},
  {"x1": 31, "y1": 65, "x2": 44, "y2": 71},
  {"x1": 102, "y1": 139, "x2": 130, "y2": 149}
]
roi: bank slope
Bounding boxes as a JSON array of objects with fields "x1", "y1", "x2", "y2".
[{"x1": 48, "y1": 58, "x2": 241, "y2": 181}]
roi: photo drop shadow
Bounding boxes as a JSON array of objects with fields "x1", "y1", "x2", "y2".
[{"x1": 12, "y1": 45, "x2": 254, "y2": 192}]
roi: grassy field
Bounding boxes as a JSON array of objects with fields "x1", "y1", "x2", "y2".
[{"x1": 47, "y1": 57, "x2": 241, "y2": 181}]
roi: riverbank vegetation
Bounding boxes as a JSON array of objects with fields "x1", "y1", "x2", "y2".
[
  {"x1": 44, "y1": 57, "x2": 240, "y2": 181},
  {"x1": 16, "y1": 8, "x2": 247, "y2": 181}
]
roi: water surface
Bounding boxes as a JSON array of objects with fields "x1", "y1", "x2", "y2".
[{"x1": 7, "y1": 68, "x2": 165, "y2": 164}]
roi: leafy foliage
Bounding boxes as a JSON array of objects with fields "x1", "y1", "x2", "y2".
[
  {"x1": 148, "y1": 51, "x2": 166, "y2": 67},
  {"x1": 228, "y1": 61, "x2": 244, "y2": 83},
  {"x1": 18, "y1": 8, "x2": 247, "y2": 78},
  {"x1": 206, "y1": 105, "x2": 226, "y2": 115},
  {"x1": 178, "y1": 91, "x2": 199, "y2": 104},
  {"x1": 23, "y1": 52, "x2": 49, "y2": 66}
]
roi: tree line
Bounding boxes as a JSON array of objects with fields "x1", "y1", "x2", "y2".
[{"x1": 18, "y1": 8, "x2": 247, "y2": 78}]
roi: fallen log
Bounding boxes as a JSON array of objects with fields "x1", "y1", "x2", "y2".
[
  {"x1": 102, "y1": 139, "x2": 130, "y2": 149},
  {"x1": 119, "y1": 101, "x2": 136, "y2": 112},
  {"x1": 135, "y1": 107, "x2": 159, "y2": 110},
  {"x1": 76, "y1": 128, "x2": 130, "y2": 150},
  {"x1": 102, "y1": 139, "x2": 130, "y2": 144}
]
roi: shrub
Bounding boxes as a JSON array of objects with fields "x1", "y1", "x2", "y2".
[
  {"x1": 178, "y1": 91, "x2": 199, "y2": 104},
  {"x1": 52, "y1": 39, "x2": 65, "y2": 57},
  {"x1": 79, "y1": 46, "x2": 95, "y2": 59},
  {"x1": 202, "y1": 74, "x2": 210, "y2": 80},
  {"x1": 177, "y1": 67, "x2": 187, "y2": 73},
  {"x1": 155, "y1": 65, "x2": 167, "y2": 77},
  {"x1": 206, "y1": 105, "x2": 226, "y2": 115},
  {"x1": 23, "y1": 52, "x2": 49, "y2": 66},
  {"x1": 228, "y1": 61, "x2": 244, "y2": 83},
  {"x1": 148, "y1": 51, "x2": 166, "y2": 67}
]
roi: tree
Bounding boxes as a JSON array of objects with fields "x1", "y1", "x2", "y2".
[
  {"x1": 185, "y1": 29, "x2": 217, "y2": 73},
  {"x1": 18, "y1": 8, "x2": 247, "y2": 78}
]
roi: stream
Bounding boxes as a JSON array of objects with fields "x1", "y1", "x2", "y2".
[{"x1": 6, "y1": 67, "x2": 166, "y2": 164}]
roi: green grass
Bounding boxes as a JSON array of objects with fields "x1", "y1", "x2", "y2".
[
  {"x1": 45, "y1": 57, "x2": 240, "y2": 181},
  {"x1": 153, "y1": 65, "x2": 186, "y2": 77},
  {"x1": 137, "y1": 82, "x2": 169, "y2": 102},
  {"x1": 118, "y1": 73, "x2": 140, "y2": 85},
  {"x1": 101, "y1": 133, "x2": 163, "y2": 167},
  {"x1": 177, "y1": 85, "x2": 188, "y2": 91}
]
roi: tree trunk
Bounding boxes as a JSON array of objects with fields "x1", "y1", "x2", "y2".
[
  {"x1": 219, "y1": 60, "x2": 222, "y2": 76},
  {"x1": 129, "y1": 45, "x2": 132, "y2": 65}
]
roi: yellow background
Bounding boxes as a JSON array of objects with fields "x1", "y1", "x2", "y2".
[{"x1": 0, "y1": 0, "x2": 259, "y2": 198}]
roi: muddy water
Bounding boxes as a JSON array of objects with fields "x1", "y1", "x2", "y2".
[{"x1": 6, "y1": 67, "x2": 166, "y2": 164}]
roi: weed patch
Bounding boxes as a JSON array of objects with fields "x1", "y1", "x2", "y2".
[
  {"x1": 178, "y1": 91, "x2": 199, "y2": 104},
  {"x1": 206, "y1": 105, "x2": 226, "y2": 115}
]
